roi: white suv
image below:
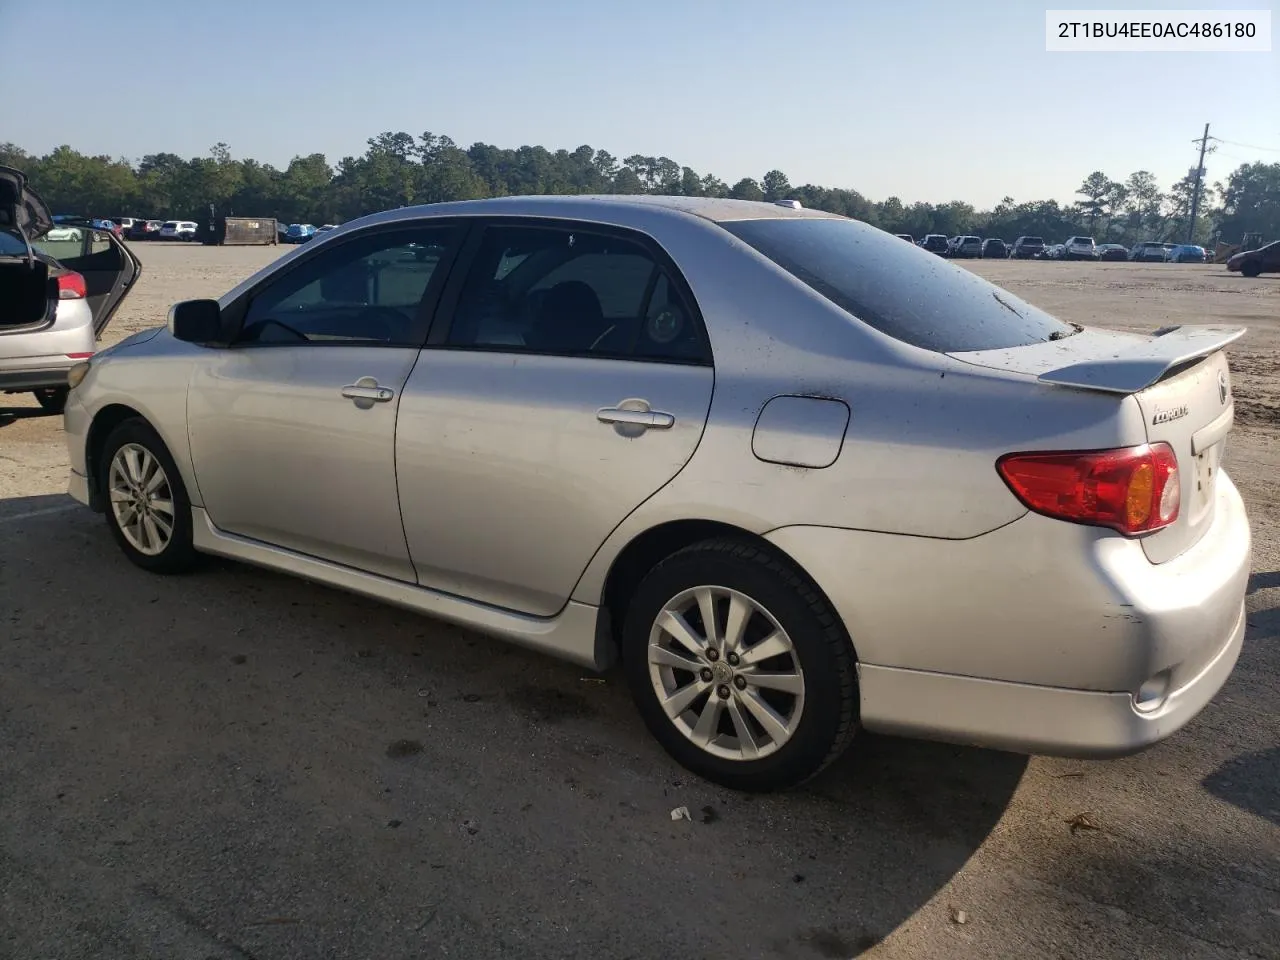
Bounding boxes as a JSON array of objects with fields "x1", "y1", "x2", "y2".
[
  {"x1": 1063, "y1": 236, "x2": 1098, "y2": 261},
  {"x1": 159, "y1": 220, "x2": 198, "y2": 241}
]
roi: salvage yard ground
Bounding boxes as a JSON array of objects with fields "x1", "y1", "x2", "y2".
[{"x1": 1, "y1": 245, "x2": 1277, "y2": 959}]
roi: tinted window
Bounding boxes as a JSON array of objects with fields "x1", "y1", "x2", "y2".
[
  {"x1": 239, "y1": 226, "x2": 455, "y2": 346},
  {"x1": 723, "y1": 217, "x2": 1077, "y2": 352},
  {"x1": 445, "y1": 224, "x2": 710, "y2": 364},
  {"x1": 0, "y1": 231, "x2": 27, "y2": 255}
]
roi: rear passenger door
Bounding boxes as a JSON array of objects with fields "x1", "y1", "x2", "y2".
[
  {"x1": 395, "y1": 219, "x2": 715, "y2": 616},
  {"x1": 35, "y1": 225, "x2": 141, "y2": 335}
]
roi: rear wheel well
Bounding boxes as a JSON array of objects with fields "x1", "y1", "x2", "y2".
[
  {"x1": 602, "y1": 520, "x2": 793, "y2": 656},
  {"x1": 85, "y1": 404, "x2": 146, "y2": 510}
]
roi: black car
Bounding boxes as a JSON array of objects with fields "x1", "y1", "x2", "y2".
[
  {"x1": 894, "y1": 233, "x2": 914, "y2": 243},
  {"x1": 1227, "y1": 239, "x2": 1280, "y2": 277},
  {"x1": 981, "y1": 238, "x2": 1008, "y2": 259},
  {"x1": 918, "y1": 234, "x2": 948, "y2": 255},
  {"x1": 1010, "y1": 236, "x2": 1045, "y2": 259}
]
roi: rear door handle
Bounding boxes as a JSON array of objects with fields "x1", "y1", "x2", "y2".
[
  {"x1": 341, "y1": 380, "x2": 395, "y2": 403},
  {"x1": 597, "y1": 406, "x2": 675, "y2": 429}
]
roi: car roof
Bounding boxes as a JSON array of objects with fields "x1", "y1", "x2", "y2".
[{"x1": 356, "y1": 194, "x2": 845, "y2": 231}]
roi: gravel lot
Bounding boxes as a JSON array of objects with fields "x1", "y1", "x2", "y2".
[{"x1": 2, "y1": 244, "x2": 1277, "y2": 959}]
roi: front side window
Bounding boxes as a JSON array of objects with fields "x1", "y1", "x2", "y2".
[
  {"x1": 239, "y1": 226, "x2": 456, "y2": 346},
  {"x1": 444, "y1": 223, "x2": 710, "y2": 364}
]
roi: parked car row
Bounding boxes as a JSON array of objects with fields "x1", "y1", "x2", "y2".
[{"x1": 898, "y1": 231, "x2": 1224, "y2": 264}]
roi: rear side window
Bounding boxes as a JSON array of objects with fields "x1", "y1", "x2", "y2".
[
  {"x1": 723, "y1": 217, "x2": 1076, "y2": 352},
  {"x1": 444, "y1": 224, "x2": 710, "y2": 364}
]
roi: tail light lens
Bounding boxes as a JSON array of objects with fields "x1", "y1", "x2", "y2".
[
  {"x1": 997, "y1": 443, "x2": 1180, "y2": 536},
  {"x1": 57, "y1": 271, "x2": 87, "y2": 300}
]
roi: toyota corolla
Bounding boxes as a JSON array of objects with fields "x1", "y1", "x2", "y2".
[{"x1": 63, "y1": 196, "x2": 1251, "y2": 790}]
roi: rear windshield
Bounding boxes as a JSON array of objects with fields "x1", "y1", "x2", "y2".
[
  {"x1": 1021, "y1": 237, "x2": 1043, "y2": 244},
  {"x1": 162, "y1": 222, "x2": 177, "y2": 228},
  {"x1": 722, "y1": 217, "x2": 1077, "y2": 352}
]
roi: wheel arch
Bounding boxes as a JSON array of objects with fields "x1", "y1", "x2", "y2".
[
  {"x1": 595, "y1": 518, "x2": 851, "y2": 667},
  {"x1": 84, "y1": 403, "x2": 148, "y2": 511}
]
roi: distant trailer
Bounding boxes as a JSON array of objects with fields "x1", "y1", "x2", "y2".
[{"x1": 201, "y1": 217, "x2": 279, "y2": 245}]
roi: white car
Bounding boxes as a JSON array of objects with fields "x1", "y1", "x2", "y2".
[
  {"x1": 1, "y1": 169, "x2": 140, "y2": 412},
  {"x1": 159, "y1": 221, "x2": 198, "y2": 242},
  {"x1": 60, "y1": 195, "x2": 1251, "y2": 791},
  {"x1": 1063, "y1": 236, "x2": 1098, "y2": 261}
]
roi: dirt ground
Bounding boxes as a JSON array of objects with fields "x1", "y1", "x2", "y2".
[{"x1": 1, "y1": 244, "x2": 1277, "y2": 960}]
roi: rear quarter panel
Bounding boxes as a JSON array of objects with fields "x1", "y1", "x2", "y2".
[{"x1": 571, "y1": 219, "x2": 1150, "y2": 605}]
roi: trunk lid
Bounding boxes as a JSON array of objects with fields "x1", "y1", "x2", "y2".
[{"x1": 951, "y1": 324, "x2": 1244, "y2": 563}]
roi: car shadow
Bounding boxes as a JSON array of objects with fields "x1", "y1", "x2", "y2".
[
  {"x1": 1203, "y1": 746, "x2": 1280, "y2": 827},
  {"x1": 0, "y1": 402, "x2": 55, "y2": 428},
  {"x1": 1248, "y1": 570, "x2": 1280, "y2": 594},
  {"x1": 0, "y1": 494, "x2": 1028, "y2": 958}
]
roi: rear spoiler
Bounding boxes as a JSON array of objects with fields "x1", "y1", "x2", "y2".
[{"x1": 1037, "y1": 325, "x2": 1246, "y2": 394}]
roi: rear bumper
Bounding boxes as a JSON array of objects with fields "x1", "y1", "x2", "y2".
[
  {"x1": 0, "y1": 361, "x2": 75, "y2": 391},
  {"x1": 857, "y1": 603, "x2": 1244, "y2": 756},
  {"x1": 765, "y1": 471, "x2": 1252, "y2": 757}
]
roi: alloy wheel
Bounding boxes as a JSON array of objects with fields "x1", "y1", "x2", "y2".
[
  {"x1": 107, "y1": 442, "x2": 175, "y2": 556},
  {"x1": 647, "y1": 585, "x2": 805, "y2": 761}
]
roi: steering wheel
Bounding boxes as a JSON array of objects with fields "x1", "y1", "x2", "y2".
[
  {"x1": 252, "y1": 318, "x2": 309, "y2": 342},
  {"x1": 351, "y1": 306, "x2": 408, "y2": 343}
]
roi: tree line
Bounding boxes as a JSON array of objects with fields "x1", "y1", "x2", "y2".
[{"x1": 2, "y1": 133, "x2": 1276, "y2": 247}]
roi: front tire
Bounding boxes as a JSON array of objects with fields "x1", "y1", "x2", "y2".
[
  {"x1": 1241, "y1": 261, "x2": 1261, "y2": 278},
  {"x1": 99, "y1": 418, "x2": 198, "y2": 574},
  {"x1": 32, "y1": 387, "x2": 68, "y2": 414},
  {"x1": 622, "y1": 538, "x2": 858, "y2": 792}
]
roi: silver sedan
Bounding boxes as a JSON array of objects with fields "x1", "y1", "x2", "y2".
[{"x1": 63, "y1": 196, "x2": 1252, "y2": 790}]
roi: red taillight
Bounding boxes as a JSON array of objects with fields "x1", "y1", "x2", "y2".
[
  {"x1": 57, "y1": 271, "x2": 87, "y2": 300},
  {"x1": 996, "y1": 443, "x2": 1180, "y2": 536}
]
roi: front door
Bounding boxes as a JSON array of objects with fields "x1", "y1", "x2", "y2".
[
  {"x1": 396, "y1": 220, "x2": 715, "y2": 616},
  {"x1": 187, "y1": 224, "x2": 460, "y2": 581}
]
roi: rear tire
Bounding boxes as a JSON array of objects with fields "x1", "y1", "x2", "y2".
[
  {"x1": 32, "y1": 387, "x2": 68, "y2": 414},
  {"x1": 98, "y1": 417, "x2": 199, "y2": 574},
  {"x1": 621, "y1": 537, "x2": 859, "y2": 792}
]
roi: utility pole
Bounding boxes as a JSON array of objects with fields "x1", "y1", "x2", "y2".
[{"x1": 1188, "y1": 123, "x2": 1210, "y2": 243}]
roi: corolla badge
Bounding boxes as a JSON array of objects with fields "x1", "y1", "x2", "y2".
[
  {"x1": 1152, "y1": 405, "x2": 1189, "y2": 425},
  {"x1": 1218, "y1": 370, "x2": 1230, "y2": 405}
]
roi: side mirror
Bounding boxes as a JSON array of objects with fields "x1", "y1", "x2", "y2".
[{"x1": 169, "y1": 299, "x2": 232, "y2": 345}]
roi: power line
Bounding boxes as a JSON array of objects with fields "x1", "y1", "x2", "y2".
[{"x1": 1207, "y1": 136, "x2": 1280, "y2": 154}]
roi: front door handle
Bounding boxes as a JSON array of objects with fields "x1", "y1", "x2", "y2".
[
  {"x1": 341, "y1": 377, "x2": 395, "y2": 403},
  {"x1": 597, "y1": 406, "x2": 675, "y2": 430}
]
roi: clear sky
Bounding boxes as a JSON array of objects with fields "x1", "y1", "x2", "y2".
[{"x1": 1, "y1": 0, "x2": 1275, "y2": 208}]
